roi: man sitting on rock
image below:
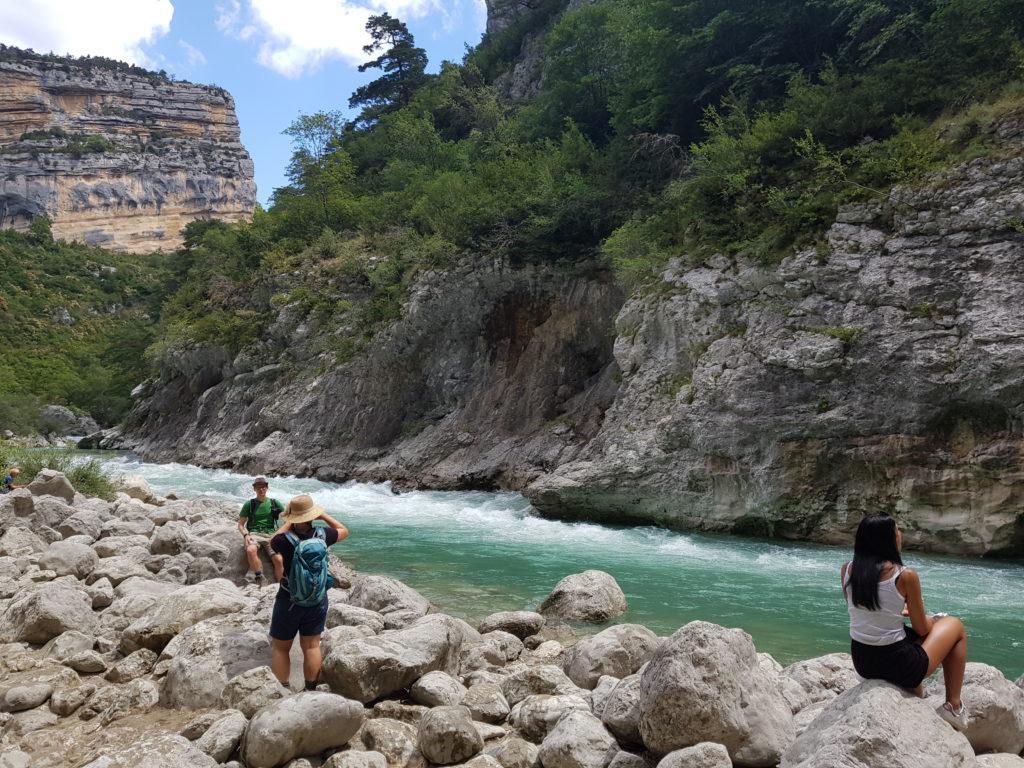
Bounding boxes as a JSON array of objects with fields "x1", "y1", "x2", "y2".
[
  {"x1": 269, "y1": 494, "x2": 348, "y2": 691},
  {"x1": 2, "y1": 467, "x2": 24, "y2": 493},
  {"x1": 238, "y1": 476, "x2": 285, "y2": 586}
]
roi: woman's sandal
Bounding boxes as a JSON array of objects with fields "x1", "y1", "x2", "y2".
[{"x1": 936, "y1": 701, "x2": 968, "y2": 730}]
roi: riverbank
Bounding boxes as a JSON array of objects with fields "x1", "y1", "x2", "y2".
[
  {"x1": 96, "y1": 455, "x2": 1024, "y2": 679},
  {"x1": 2, "y1": 469, "x2": 1023, "y2": 767}
]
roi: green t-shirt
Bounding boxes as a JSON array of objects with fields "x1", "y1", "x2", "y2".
[{"x1": 240, "y1": 498, "x2": 283, "y2": 535}]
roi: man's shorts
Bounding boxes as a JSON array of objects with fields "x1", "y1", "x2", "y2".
[
  {"x1": 248, "y1": 533, "x2": 278, "y2": 558},
  {"x1": 269, "y1": 596, "x2": 328, "y2": 640}
]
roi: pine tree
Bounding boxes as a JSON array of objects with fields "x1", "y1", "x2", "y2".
[{"x1": 348, "y1": 13, "x2": 428, "y2": 129}]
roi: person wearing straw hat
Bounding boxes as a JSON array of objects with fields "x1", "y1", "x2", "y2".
[{"x1": 269, "y1": 494, "x2": 348, "y2": 690}]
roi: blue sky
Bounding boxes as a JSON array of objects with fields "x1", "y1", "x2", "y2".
[{"x1": 0, "y1": 0, "x2": 488, "y2": 204}]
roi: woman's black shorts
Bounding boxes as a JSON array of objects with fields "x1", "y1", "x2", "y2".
[
  {"x1": 269, "y1": 596, "x2": 328, "y2": 640},
  {"x1": 850, "y1": 626, "x2": 929, "y2": 689}
]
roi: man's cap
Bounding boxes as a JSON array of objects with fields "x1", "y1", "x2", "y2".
[{"x1": 252, "y1": 476, "x2": 269, "y2": 487}]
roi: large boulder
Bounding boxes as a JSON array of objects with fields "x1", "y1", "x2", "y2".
[
  {"x1": 326, "y1": 602, "x2": 387, "y2": 634},
  {"x1": 87, "y1": 554, "x2": 151, "y2": 586},
  {"x1": 538, "y1": 571, "x2": 627, "y2": 623},
  {"x1": 117, "y1": 475, "x2": 157, "y2": 503},
  {"x1": 638, "y1": 622, "x2": 794, "y2": 767},
  {"x1": 348, "y1": 574, "x2": 431, "y2": 629},
  {"x1": 1, "y1": 582, "x2": 96, "y2": 643},
  {"x1": 566, "y1": 625, "x2": 660, "y2": 690},
  {"x1": 80, "y1": 733, "x2": 218, "y2": 768},
  {"x1": 601, "y1": 675, "x2": 642, "y2": 745},
  {"x1": 0, "y1": 527, "x2": 48, "y2": 557},
  {"x1": 656, "y1": 744, "x2": 732, "y2": 768},
  {"x1": 418, "y1": 705, "x2": 484, "y2": 765},
  {"x1": 27, "y1": 469, "x2": 76, "y2": 503},
  {"x1": 221, "y1": 666, "x2": 290, "y2": 718},
  {"x1": 976, "y1": 757, "x2": 1024, "y2": 768},
  {"x1": 411, "y1": 670, "x2": 468, "y2": 707},
  {"x1": 501, "y1": 666, "x2": 582, "y2": 707},
  {"x1": 486, "y1": 737, "x2": 540, "y2": 768},
  {"x1": 58, "y1": 509, "x2": 107, "y2": 540},
  {"x1": 925, "y1": 662, "x2": 1024, "y2": 754},
  {"x1": 195, "y1": 709, "x2": 248, "y2": 762},
  {"x1": 121, "y1": 578, "x2": 252, "y2": 653},
  {"x1": 38, "y1": 404, "x2": 99, "y2": 436},
  {"x1": 360, "y1": 717, "x2": 424, "y2": 768},
  {"x1": 0, "y1": 683, "x2": 53, "y2": 713},
  {"x1": 537, "y1": 710, "x2": 617, "y2": 768},
  {"x1": 161, "y1": 614, "x2": 270, "y2": 709},
  {"x1": 780, "y1": 681, "x2": 975, "y2": 768},
  {"x1": 464, "y1": 682, "x2": 511, "y2": 724},
  {"x1": 508, "y1": 695, "x2": 591, "y2": 743},
  {"x1": 321, "y1": 614, "x2": 465, "y2": 703},
  {"x1": 39, "y1": 540, "x2": 98, "y2": 579},
  {"x1": 240, "y1": 692, "x2": 366, "y2": 768},
  {"x1": 479, "y1": 612, "x2": 546, "y2": 639},
  {"x1": 779, "y1": 654, "x2": 860, "y2": 713}
]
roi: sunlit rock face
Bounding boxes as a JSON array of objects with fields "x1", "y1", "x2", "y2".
[{"x1": 0, "y1": 49, "x2": 255, "y2": 252}]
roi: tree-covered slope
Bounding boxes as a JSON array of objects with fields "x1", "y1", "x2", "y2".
[
  {"x1": 0, "y1": 225, "x2": 168, "y2": 431},
  {"x1": 154, "y1": 0, "x2": 1024, "y2": 357}
]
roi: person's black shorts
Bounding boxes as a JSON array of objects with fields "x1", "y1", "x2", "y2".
[
  {"x1": 269, "y1": 596, "x2": 328, "y2": 640},
  {"x1": 851, "y1": 626, "x2": 930, "y2": 689}
]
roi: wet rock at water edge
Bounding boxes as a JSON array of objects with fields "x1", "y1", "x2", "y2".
[{"x1": 538, "y1": 571, "x2": 627, "y2": 623}]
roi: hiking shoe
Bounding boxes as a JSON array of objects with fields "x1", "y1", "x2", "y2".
[
  {"x1": 256, "y1": 574, "x2": 267, "y2": 588},
  {"x1": 937, "y1": 702, "x2": 968, "y2": 730}
]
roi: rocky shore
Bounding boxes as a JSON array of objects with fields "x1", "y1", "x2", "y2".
[{"x1": 1, "y1": 472, "x2": 1022, "y2": 768}]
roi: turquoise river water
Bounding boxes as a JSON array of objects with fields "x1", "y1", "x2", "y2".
[{"x1": 99, "y1": 455, "x2": 1024, "y2": 678}]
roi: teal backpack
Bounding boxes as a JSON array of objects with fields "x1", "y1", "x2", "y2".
[{"x1": 285, "y1": 529, "x2": 332, "y2": 607}]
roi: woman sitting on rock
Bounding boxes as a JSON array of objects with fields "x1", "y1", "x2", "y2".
[{"x1": 841, "y1": 513, "x2": 968, "y2": 729}]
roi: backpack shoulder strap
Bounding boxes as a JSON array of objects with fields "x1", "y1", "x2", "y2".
[
  {"x1": 270, "y1": 499, "x2": 284, "y2": 515},
  {"x1": 285, "y1": 531, "x2": 300, "y2": 546},
  {"x1": 313, "y1": 528, "x2": 327, "y2": 541}
]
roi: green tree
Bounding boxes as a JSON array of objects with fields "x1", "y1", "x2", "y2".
[{"x1": 348, "y1": 14, "x2": 428, "y2": 129}]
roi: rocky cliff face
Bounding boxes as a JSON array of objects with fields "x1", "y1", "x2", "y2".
[
  {"x1": 126, "y1": 111, "x2": 1024, "y2": 557},
  {"x1": 526, "y1": 114, "x2": 1024, "y2": 557},
  {"x1": 0, "y1": 49, "x2": 255, "y2": 252}
]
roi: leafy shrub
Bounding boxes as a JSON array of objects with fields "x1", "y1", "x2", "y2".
[{"x1": 0, "y1": 444, "x2": 115, "y2": 499}]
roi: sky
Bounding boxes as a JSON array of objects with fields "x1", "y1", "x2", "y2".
[{"x1": 0, "y1": 0, "x2": 488, "y2": 204}]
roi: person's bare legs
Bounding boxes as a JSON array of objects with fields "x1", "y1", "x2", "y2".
[
  {"x1": 299, "y1": 634, "x2": 322, "y2": 687},
  {"x1": 921, "y1": 616, "x2": 967, "y2": 708},
  {"x1": 245, "y1": 541, "x2": 262, "y2": 573},
  {"x1": 271, "y1": 637, "x2": 293, "y2": 685}
]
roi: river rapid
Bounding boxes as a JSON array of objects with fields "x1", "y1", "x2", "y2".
[{"x1": 100, "y1": 454, "x2": 1024, "y2": 678}]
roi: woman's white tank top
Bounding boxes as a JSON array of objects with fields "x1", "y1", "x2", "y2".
[{"x1": 843, "y1": 563, "x2": 908, "y2": 646}]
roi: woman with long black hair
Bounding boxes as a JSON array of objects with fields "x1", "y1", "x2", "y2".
[{"x1": 841, "y1": 514, "x2": 969, "y2": 729}]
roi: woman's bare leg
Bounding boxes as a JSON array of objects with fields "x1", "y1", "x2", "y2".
[
  {"x1": 271, "y1": 637, "x2": 293, "y2": 685},
  {"x1": 921, "y1": 616, "x2": 967, "y2": 708}
]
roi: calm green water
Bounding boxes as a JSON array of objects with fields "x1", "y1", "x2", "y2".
[{"x1": 101, "y1": 455, "x2": 1024, "y2": 678}]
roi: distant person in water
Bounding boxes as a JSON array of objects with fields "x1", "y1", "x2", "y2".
[
  {"x1": 842, "y1": 513, "x2": 969, "y2": 730},
  {"x1": 2, "y1": 467, "x2": 23, "y2": 493},
  {"x1": 269, "y1": 494, "x2": 348, "y2": 691},
  {"x1": 238, "y1": 476, "x2": 285, "y2": 586}
]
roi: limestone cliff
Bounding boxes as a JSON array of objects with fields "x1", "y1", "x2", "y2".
[
  {"x1": 124, "y1": 109, "x2": 1024, "y2": 557},
  {"x1": 0, "y1": 48, "x2": 255, "y2": 252}
]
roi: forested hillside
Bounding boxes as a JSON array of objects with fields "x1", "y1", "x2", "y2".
[
  {"x1": 155, "y1": 0, "x2": 1024, "y2": 356},
  {"x1": 0, "y1": 225, "x2": 167, "y2": 431}
]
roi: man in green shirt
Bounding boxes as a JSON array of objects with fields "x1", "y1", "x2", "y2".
[{"x1": 238, "y1": 476, "x2": 285, "y2": 586}]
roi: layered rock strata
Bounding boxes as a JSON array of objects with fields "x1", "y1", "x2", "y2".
[
  {"x1": 0, "y1": 48, "x2": 255, "y2": 251},
  {"x1": 2, "y1": 470, "x2": 1020, "y2": 768}
]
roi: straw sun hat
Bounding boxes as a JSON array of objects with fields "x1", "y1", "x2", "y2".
[{"x1": 282, "y1": 494, "x2": 325, "y2": 524}]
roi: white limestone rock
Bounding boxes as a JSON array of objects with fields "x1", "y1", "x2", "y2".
[{"x1": 538, "y1": 571, "x2": 627, "y2": 623}]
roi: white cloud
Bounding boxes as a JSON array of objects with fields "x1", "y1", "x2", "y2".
[
  {"x1": 217, "y1": 0, "x2": 453, "y2": 78},
  {"x1": 0, "y1": 0, "x2": 173, "y2": 67},
  {"x1": 178, "y1": 39, "x2": 207, "y2": 68}
]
